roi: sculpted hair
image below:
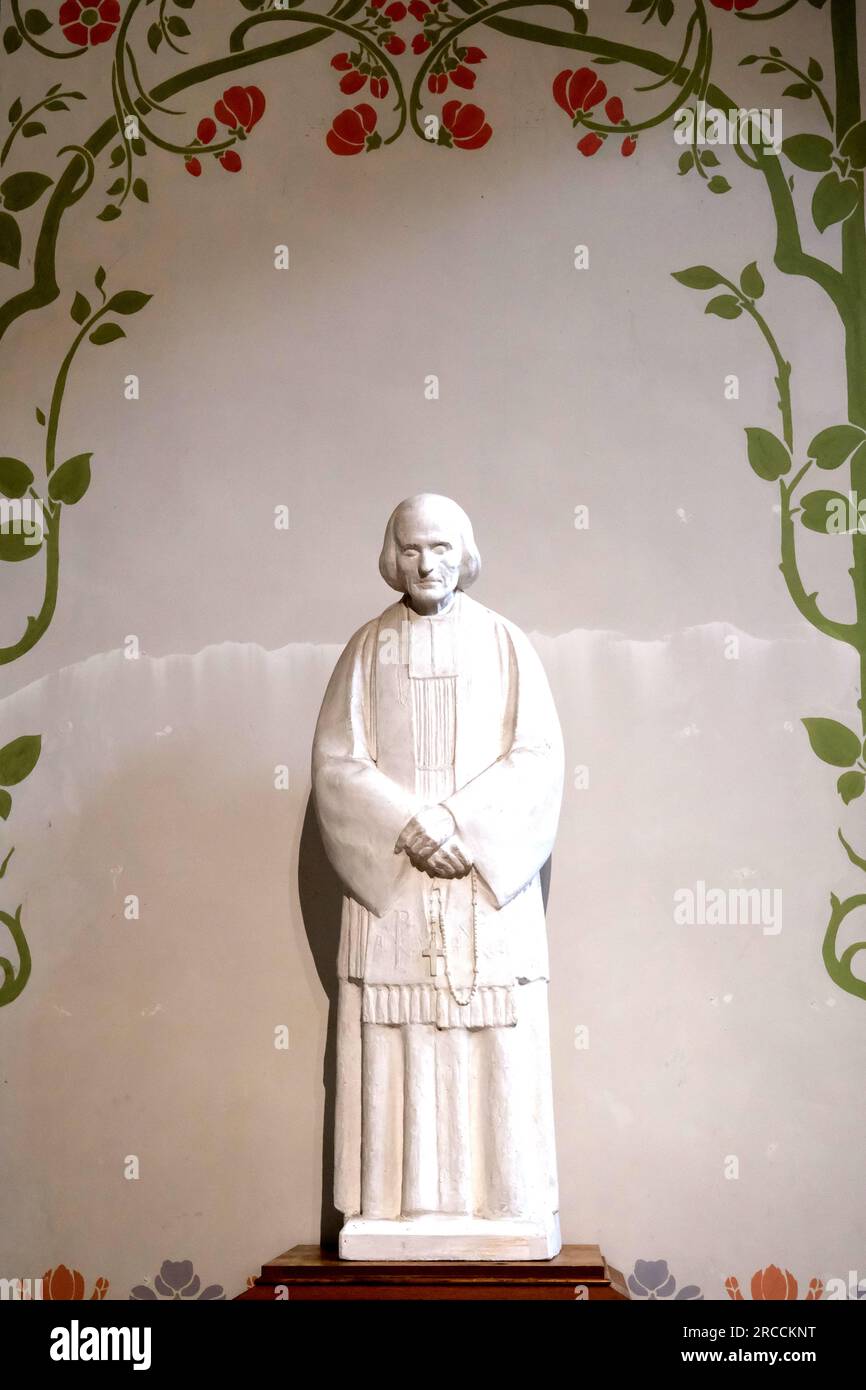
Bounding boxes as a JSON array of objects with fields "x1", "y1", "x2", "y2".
[{"x1": 378, "y1": 495, "x2": 482, "y2": 592}]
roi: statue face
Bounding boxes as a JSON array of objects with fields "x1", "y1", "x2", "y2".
[{"x1": 393, "y1": 501, "x2": 463, "y2": 615}]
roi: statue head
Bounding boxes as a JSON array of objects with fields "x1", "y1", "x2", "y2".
[{"x1": 379, "y1": 493, "x2": 481, "y2": 615}]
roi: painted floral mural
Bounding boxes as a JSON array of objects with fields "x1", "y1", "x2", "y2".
[{"x1": 2, "y1": 0, "x2": 864, "y2": 1012}]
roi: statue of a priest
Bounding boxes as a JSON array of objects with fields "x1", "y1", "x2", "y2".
[{"x1": 312, "y1": 493, "x2": 564, "y2": 1259}]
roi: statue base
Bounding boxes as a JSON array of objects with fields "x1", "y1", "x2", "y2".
[
  {"x1": 339, "y1": 1210, "x2": 561, "y2": 1260},
  {"x1": 237, "y1": 1243, "x2": 629, "y2": 1300}
]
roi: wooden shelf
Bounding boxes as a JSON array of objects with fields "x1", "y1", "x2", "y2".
[{"x1": 237, "y1": 1244, "x2": 630, "y2": 1301}]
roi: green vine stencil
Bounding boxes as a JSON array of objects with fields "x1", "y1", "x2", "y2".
[
  {"x1": 0, "y1": 733, "x2": 40, "y2": 1005},
  {"x1": 1, "y1": 0, "x2": 865, "y2": 1002}
]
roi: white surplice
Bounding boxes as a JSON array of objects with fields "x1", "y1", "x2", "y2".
[{"x1": 312, "y1": 590, "x2": 564, "y2": 1223}]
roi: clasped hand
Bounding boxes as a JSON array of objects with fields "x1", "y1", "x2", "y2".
[{"x1": 395, "y1": 804, "x2": 471, "y2": 879}]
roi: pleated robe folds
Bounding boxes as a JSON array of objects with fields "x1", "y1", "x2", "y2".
[{"x1": 312, "y1": 591, "x2": 564, "y2": 1222}]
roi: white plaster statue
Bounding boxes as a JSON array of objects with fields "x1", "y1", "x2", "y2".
[{"x1": 312, "y1": 494, "x2": 564, "y2": 1260}]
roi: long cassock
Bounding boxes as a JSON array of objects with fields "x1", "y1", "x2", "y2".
[{"x1": 312, "y1": 589, "x2": 564, "y2": 1226}]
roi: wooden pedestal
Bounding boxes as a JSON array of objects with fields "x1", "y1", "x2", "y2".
[{"x1": 237, "y1": 1244, "x2": 629, "y2": 1301}]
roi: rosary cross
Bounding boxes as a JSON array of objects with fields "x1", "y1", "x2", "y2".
[{"x1": 422, "y1": 888, "x2": 446, "y2": 977}]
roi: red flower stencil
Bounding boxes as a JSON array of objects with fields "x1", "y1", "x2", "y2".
[
  {"x1": 450, "y1": 65, "x2": 476, "y2": 91},
  {"x1": 214, "y1": 86, "x2": 265, "y2": 135},
  {"x1": 440, "y1": 100, "x2": 491, "y2": 151},
  {"x1": 330, "y1": 52, "x2": 391, "y2": 102},
  {"x1": 426, "y1": 44, "x2": 487, "y2": 98},
  {"x1": 185, "y1": 86, "x2": 266, "y2": 177},
  {"x1": 59, "y1": 0, "x2": 119, "y2": 46},
  {"x1": 603, "y1": 95, "x2": 637, "y2": 157},
  {"x1": 340, "y1": 71, "x2": 367, "y2": 95},
  {"x1": 553, "y1": 67, "x2": 607, "y2": 119},
  {"x1": 323, "y1": 6, "x2": 491, "y2": 148},
  {"x1": 553, "y1": 67, "x2": 638, "y2": 159},
  {"x1": 577, "y1": 132, "x2": 604, "y2": 157},
  {"x1": 326, "y1": 103, "x2": 379, "y2": 156}
]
